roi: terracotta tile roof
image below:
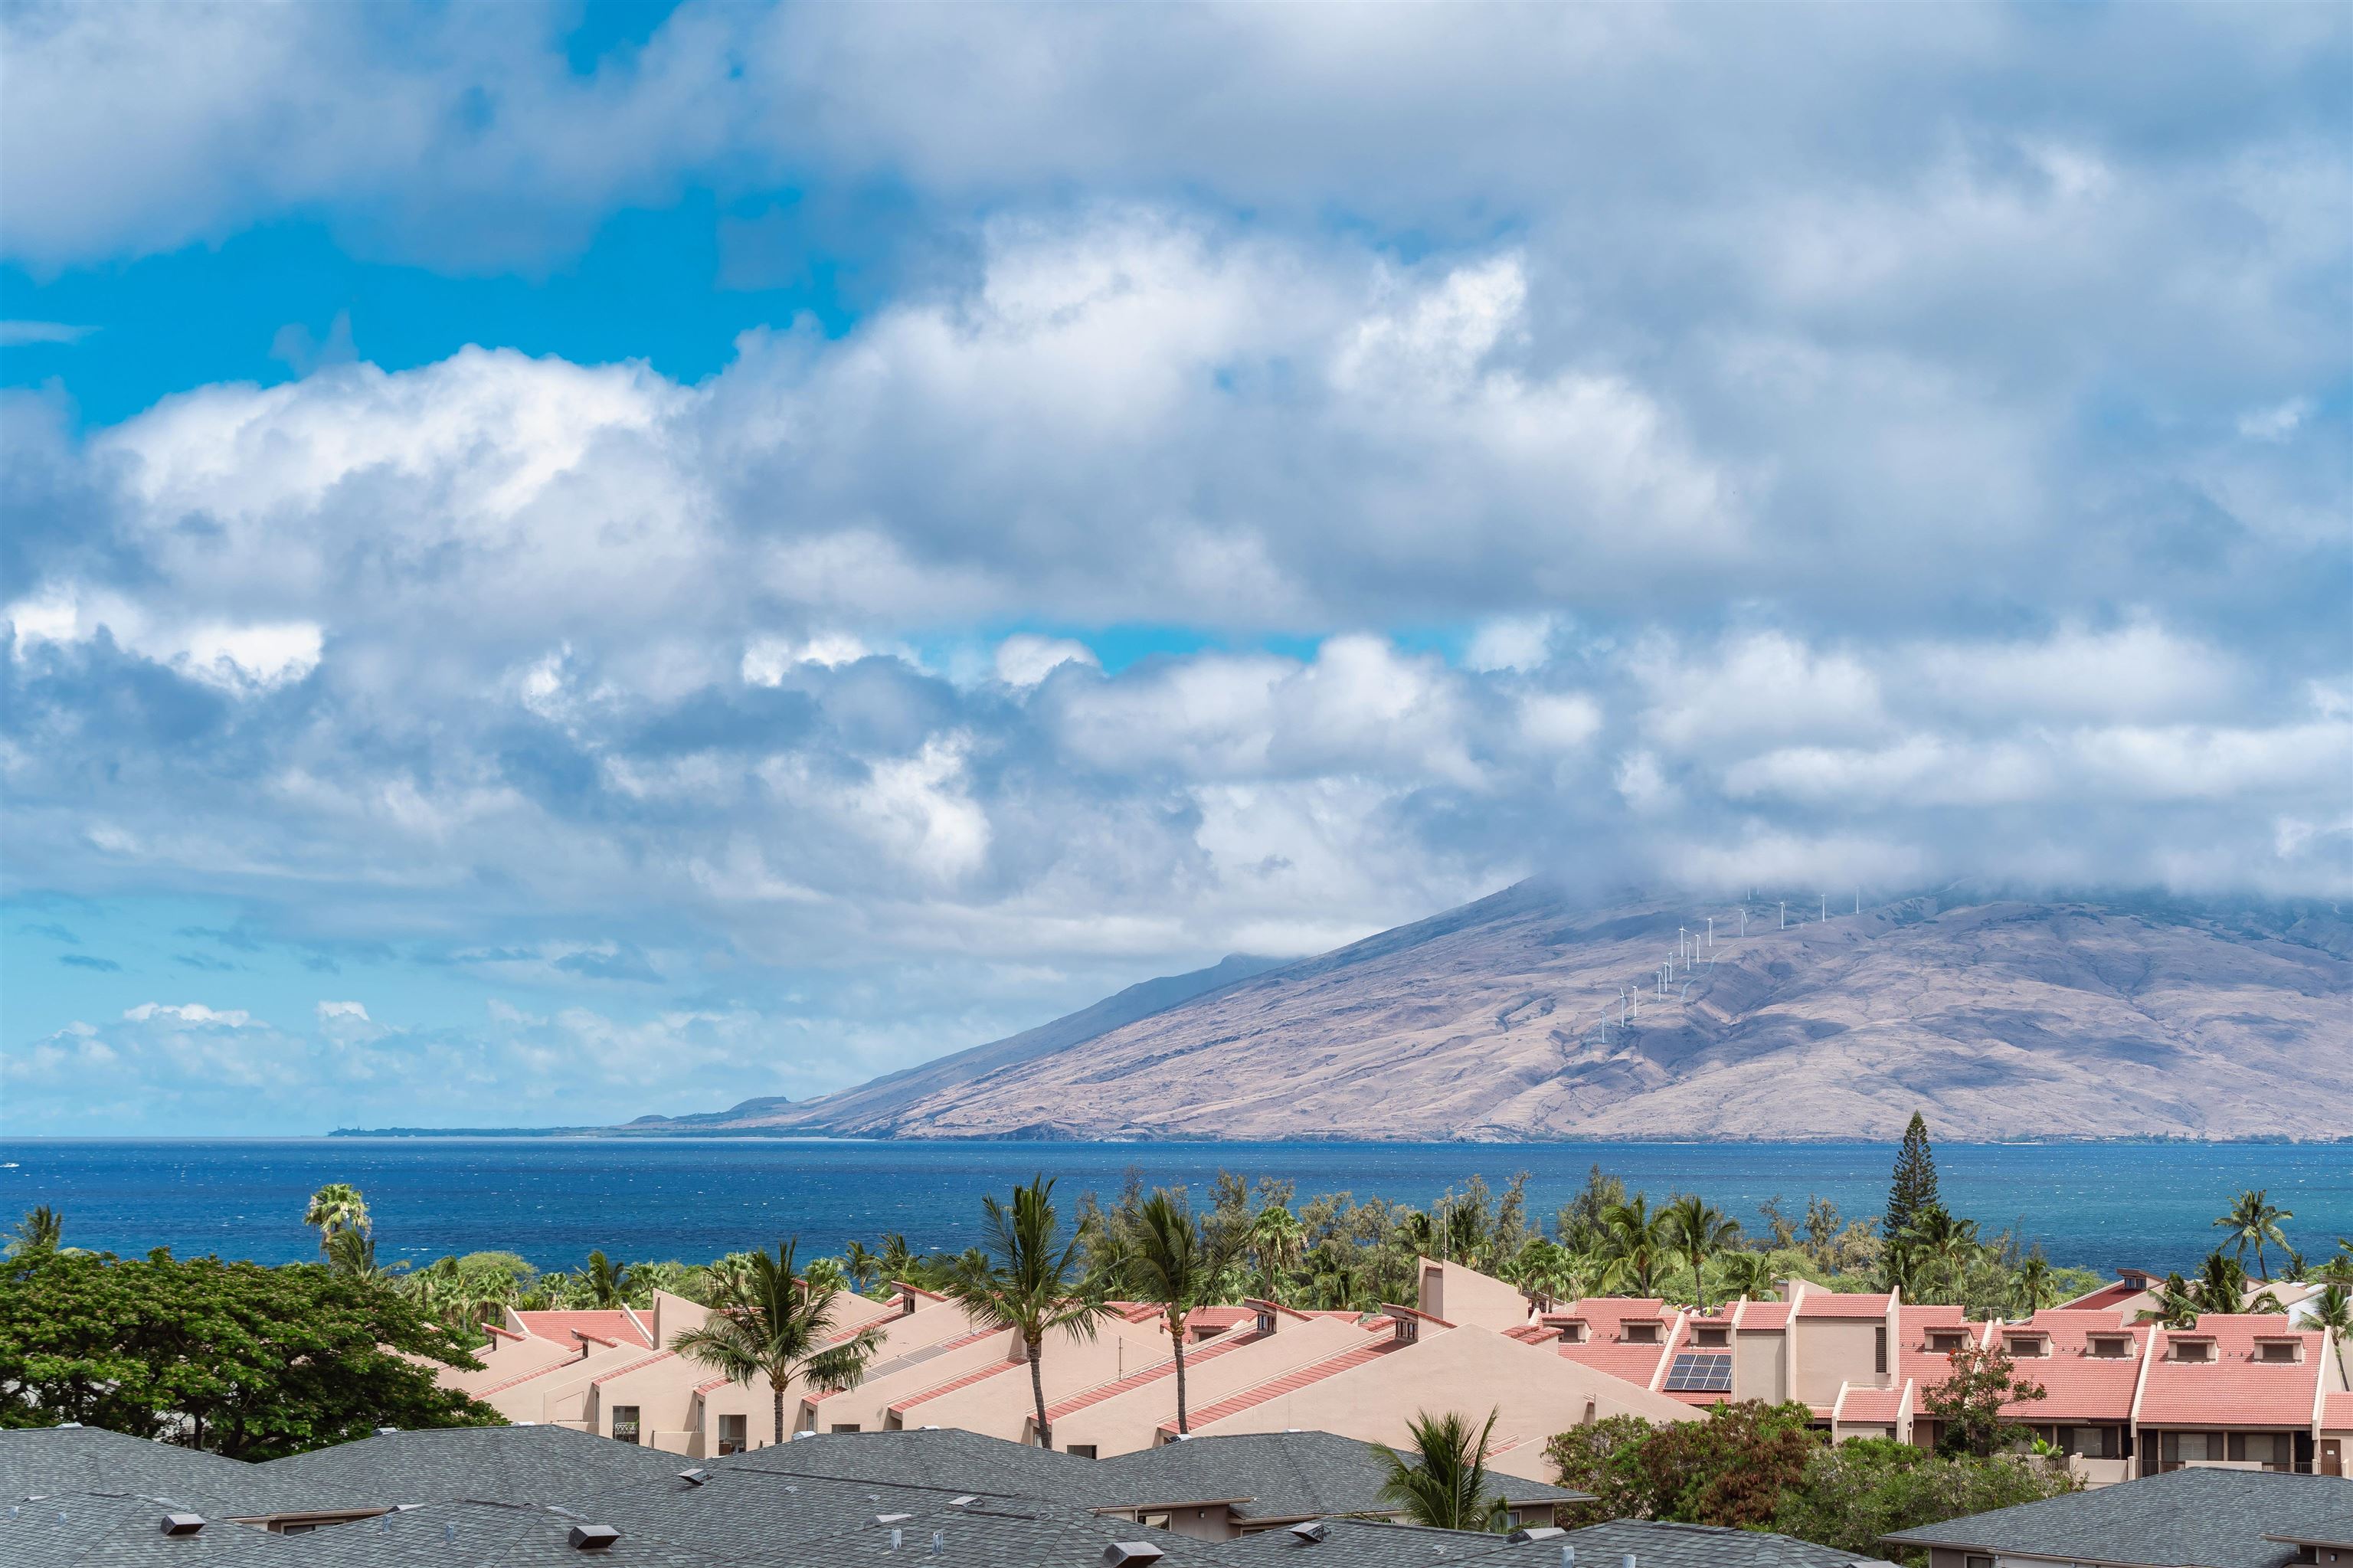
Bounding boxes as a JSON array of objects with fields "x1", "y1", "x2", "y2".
[
  {"x1": 2057, "y1": 1280, "x2": 2145, "y2": 1313},
  {"x1": 693, "y1": 1375, "x2": 731, "y2": 1396},
  {"x1": 803, "y1": 1325, "x2": 1002, "y2": 1403},
  {"x1": 515, "y1": 1310, "x2": 654, "y2": 1350},
  {"x1": 1042, "y1": 1329, "x2": 1265, "y2": 1421},
  {"x1": 1735, "y1": 1300, "x2": 1792, "y2": 1329},
  {"x1": 1991, "y1": 1311, "x2": 2148, "y2": 1422},
  {"x1": 1161, "y1": 1335, "x2": 1412, "y2": 1435},
  {"x1": 476, "y1": 1357, "x2": 584, "y2": 1398},
  {"x1": 2138, "y1": 1316, "x2": 2325, "y2": 1427},
  {"x1": 589, "y1": 1350, "x2": 673, "y2": 1386},
  {"x1": 1503, "y1": 1324, "x2": 1553, "y2": 1345},
  {"x1": 2324, "y1": 1390, "x2": 2353, "y2": 1431},
  {"x1": 1548, "y1": 1296, "x2": 1678, "y2": 1387},
  {"x1": 1837, "y1": 1382, "x2": 1909, "y2": 1422}
]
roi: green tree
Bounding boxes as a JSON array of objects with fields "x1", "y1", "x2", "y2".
[
  {"x1": 841, "y1": 1240, "x2": 881, "y2": 1295},
  {"x1": 2139, "y1": 1251, "x2": 2283, "y2": 1327},
  {"x1": 1375, "y1": 1409, "x2": 1509, "y2": 1531},
  {"x1": 1775, "y1": 1438, "x2": 2079, "y2": 1565},
  {"x1": 1543, "y1": 1413, "x2": 1658, "y2": 1524},
  {"x1": 1628, "y1": 1400, "x2": 1819, "y2": 1527},
  {"x1": 2309, "y1": 1284, "x2": 2351, "y2": 1387},
  {"x1": 1883, "y1": 1115, "x2": 1940, "y2": 1246},
  {"x1": 2010, "y1": 1255, "x2": 2055, "y2": 1316},
  {"x1": 1919, "y1": 1343, "x2": 2044, "y2": 1458},
  {"x1": 1556, "y1": 1166, "x2": 1627, "y2": 1254},
  {"x1": 1596, "y1": 1196, "x2": 1674, "y2": 1296},
  {"x1": 3, "y1": 1208, "x2": 64, "y2": 1259},
  {"x1": 1664, "y1": 1195, "x2": 1739, "y2": 1311},
  {"x1": 1123, "y1": 1190, "x2": 1226, "y2": 1437},
  {"x1": 2215, "y1": 1189, "x2": 2293, "y2": 1282},
  {"x1": 1716, "y1": 1249, "x2": 1779, "y2": 1304},
  {"x1": 0, "y1": 1246, "x2": 498, "y2": 1457},
  {"x1": 582, "y1": 1250, "x2": 631, "y2": 1308},
  {"x1": 302, "y1": 1183, "x2": 371, "y2": 1258},
  {"x1": 945, "y1": 1174, "x2": 1115, "y2": 1451},
  {"x1": 1247, "y1": 1204, "x2": 1307, "y2": 1303},
  {"x1": 670, "y1": 1240, "x2": 884, "y2": 1448}
]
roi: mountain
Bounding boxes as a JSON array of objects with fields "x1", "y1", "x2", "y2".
[{"x1": 627, "y1": 884, "x2": 2352, "y2": 1141}]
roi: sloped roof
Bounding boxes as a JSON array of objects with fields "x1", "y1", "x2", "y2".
[
  {"x1": 1091, "y1": 1430, "x2": 1583, "y2": 1521},
  {"x1": 253, "y1": 1425, "x2": 687, "y2": 1511},
  {"x1": 1, "y1": 1427, "x2": 309, "y2": 1517},
  {"x1": 2138, "y1": 1316, "x2": 2325, "y2": 1427},
  {"x1": 515, "y1": 1311, "x2": 653, "y2": 1350},
  {"x1": 1993, "y1": 1311, "x2": 2148, "y2": 1421},
  {"x1": 1885, "y1": 1467, "x2": 2353, "y2": 1567}
]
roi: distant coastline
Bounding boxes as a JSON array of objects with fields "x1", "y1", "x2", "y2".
[{"x1": 326, "y1": 1125, "x2": 2352, "y2": 1145}]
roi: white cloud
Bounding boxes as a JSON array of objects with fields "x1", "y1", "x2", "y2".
[
  {"x1": 123, "y1": 1001, "x2": 252, "y2": 1026},
  {"x1": 316, "y1": 1000, "x2": 370, "y2": 1021},
  {"x1": 2238, "y1": 396, "x2": 2315, "y2": 442},
  {"x1": 993, "y1": 634, "x2": 1099, "y2": 689},
  {"x1": 1466, "y1": 614, "x2": 1559, "y2": 674},
  {"x1": 0, "y1": 319, "x2": 96, "y2": 345}
]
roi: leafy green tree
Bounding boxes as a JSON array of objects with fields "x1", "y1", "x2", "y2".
[
  {"x1": 841, "y1": 1240, "x2": 881, "y2": 1295},
  {"x1": 879, "y1": 1233, "x2": 915, "y2": 1283},
  {"x1": 1628, "y1": 1400, "x2": 1820, "y2": 1527},
  {"x1": 1375, "y1": 1409, "x2": 1508, "y2": 1531},
  {"x1": 1247, "y1": 1204, "x2": 1307, "y2": 1303},
  {"x1": 302, "y1": 1183, "x2": 371, "y2": 1258},
  {"x1": 2309, "y1": 1284, "x2": 2351, "y2": 1386},
  {"x1": 670, "y1": 1239, "x2": 884, "y2": 1448},
  {"x1": 1596, "y1": 1196, "x2": 1674, "y2": 1296},
  {"x1": 2215, "y1": 1189, "x2": 2293, "y2": 1282},
  {"x1": 582, "y1": 1250, "x2": 631, "y2": 1308},
  {"x1": 1664, "y1": 1195, "x2": 1740, "y2": 1311},
  {"x1": 1556, "y1": 1165, "x2": 1627, "y2": 1254},
  {"x1": 2139, "y1": 1250, "x2": 2283, "y2": 1327},
  {"x1": 0, "y1": 1246, "x2": 497, "y2": 1457},
  {"x1": 1883, "y1": 1114, "x2": 1939, "y2": 1246},
  {"x1": 1920, "y1": 1343, "x2": 2044, "y2": 1458},
  {"x1": 1716, "y1": 1249, "x2": 1779, "y2": 1304},
  {"x1": 945, "y1": 1174, "x2": 1115, "y2": 1451},
  {"x1": 2010, "y1": 1255, "x2": 2055, "y2": 1316},
  {"x1": 1775, "y1": 1437, "x2": 2079, "y2": 1564},
  {"x1": 4, "y1": 1208, "x2": 64, "y2": 1258},
  {"x1": 1122, "y1": 1190, "x2": 1226, "y2": 1436},
  {"x1": 1543, "y1": 1413, "x2": 1659, "y2": 1524}
]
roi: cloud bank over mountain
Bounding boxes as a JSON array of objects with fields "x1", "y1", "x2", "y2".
[{"x1": 2, "y1": 2, "x2": 2344, "y2": 1132}]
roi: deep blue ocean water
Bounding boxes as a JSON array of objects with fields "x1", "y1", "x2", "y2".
[{"x1": 1, "y1": 1138, "x2": 2345, "y2": 1278}]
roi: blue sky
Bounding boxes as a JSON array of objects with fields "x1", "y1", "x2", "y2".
[{"x1": 2, "y1": 2, "x2": 2347, "y2": 1135}]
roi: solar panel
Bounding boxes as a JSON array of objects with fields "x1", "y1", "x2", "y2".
[{"x1": 1661, "y1": 1352, "x2": 1733, "y2": 1393}]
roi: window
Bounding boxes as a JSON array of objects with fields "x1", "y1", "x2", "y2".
[
  {"x1": 2088, "y1": 1337, "x2": 2129, "y2": 1359},
  {"x1": 1555, "y1": 1321, "x2": 1586, "y2": 1344},
  {"x1": 2229, "y1": 1432, "x2": 2291, "y2": 1470},
  {"x1": 1966, "y1": 1557, "x2": 1994, "y2": 1568},
  {"x1": 1065, "y1": 1444, "x2": 1098, "y2": 1458},
  {"x1": 1255, "y1": 1311, "x2": 1277, "y2": 1336},
  {"x1": 2259, "y1": 1340, "x2": 2299, "y2": 1364},
  {"x1": 831, "y1": 1423, "x2": 860, "y2": 1434},
  {"x1": 1393, "y1": 1316, "x2": 1420, "y2": 1343},
  {"x1": 1662, "y1": 1352, "x2": 1733, "y2": 1393},
  {"x1": 1929, "y1": 1331, "x2": 1969, "y2": 1353},
  {"x1": 1874, "y1": 1326, "x2": 1888, "y2": 1374},
  {"x1": 1694, "y1": 1325, "x2": 1729, "y2": 1348},
  {"x1": 2173, "y1": 1340, "x2": 2214, "y2": 1363},
  {"x1": 2061, "y1": 1426, "x2": 2119, "y2": 1459},
  {"x1": 612, "y1": 1406, "x2": 641, "y2": 1445},
  {"x1": 2004, "y1": 1335, "x2": 2049, "y2": 1358},
  {"x1": 1623, "y1": 1321, "x2": 1661, "y2": 1344},
  {"x1": 2161, "y1": 1431, "x2": 2220, "y2": 1468},
  {"x1": 718, "y1": 1414, "x2": 747, "y2": 1455}
]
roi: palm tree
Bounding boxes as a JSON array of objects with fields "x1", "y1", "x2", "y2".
[
  {"x1": 879, "y1": 1232, "x2": 915, "y2": 1284},
  {"x1": 1716, "y1": 1249, "x2": 1778, "y2": 1304},
  {"x1": 842, "y1": 1240, "x2": 881, "y2": 1295},
  {"x1": 2011, "y1": 1255, "x2": 2056, "y2": 1316},
  {"x1": 325, "y1": 1226, "x2": 393, "y2": 1283},
  {"x1": 1595, "y1": 1196, "x2": 1673, "y2": 1296},
  {"x1": 2309, "y1": 1284, "x2": 2352, "y2": 1387},
  {"x1": 1663, "y1": 1195, "x2": 1739, "y2": 1311},
  {"x1": 4, "y1": 1206, "x2": 63, "y2": 1257},
  {"x1": 2216, "y1": 1190, "x2": 2294, "y2": 1282},
  {"x1": 1248, "y1": 1204, "x2": 1307, "y2": 1303},
  {"x1": 1126, "y1": 1190, "x2": 1226, "y2": 1436},
  {"x1": 673, "y1": 1239, "x2": 885, "y2": 1447},
  {"x1": 2140, "y1": 1251, "x2": 2283, "y2": 1327},
  {"x1": 946, "y1": 1174, "x2": 1115, "y2": 1451},
  {"x1": 1373, "y1": 1409, "x2": 1508, "y2": 1532},
  {"x1": 583, "y1": 1249, "x2": 632, "y2": 1308},
  {"x1": 303, "y1": 1183, "x2": 371, "y2": 1256}
]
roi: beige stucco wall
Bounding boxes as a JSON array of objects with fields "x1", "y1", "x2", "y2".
[
  {"x1": 1418, "y1": 1259, "x2": 1533, "y2": 1333},
  {"x1": 1735, "y1": 1326, "x2": 1789, "y2": 1405},
  {"x1": 1050, "y1": 1317, "x2": 1372, "y2": 1456},
  {"x1": 1795, "y1": 1319, "x2": 1883, "y2": 1409}
]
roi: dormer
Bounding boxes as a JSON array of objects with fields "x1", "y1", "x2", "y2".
[
  {"x1": 2169, "y1": 1335, "x2": 2215, "y2": 1364},
  {"x1": 1546, "y1": 1315, "x2": 1589, "y2": 1345},
  {"x1": 2254, "y1": 1336, "x2": 2304, "y2": 1365},
  {"x1": 2086, "y1": 1334, "x2": 2133, "y2": 1360},
  {"x1": 1690, "y1": 1323, "x2": 1730, "y2": 1350},
  {"x1": 1926, "y1": 1328, "x2": 1972, "y2": 1354},
  {"x1": 1621, "y1": 1320, "x2": 1664, "y2": 1346},
  {"x1": 2001, "y1": 1331, "x2": 2050, "y2": 1360}
]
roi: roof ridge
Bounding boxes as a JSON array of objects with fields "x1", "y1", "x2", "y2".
[
  {"x1": 1160, "y1": 1336, "x2": 1408, "y2": 1434},
  {"x1": 1044, "y1": 1329, "x2": 1265, "y2": 1421}
]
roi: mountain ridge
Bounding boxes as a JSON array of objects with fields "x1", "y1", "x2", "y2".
[{"x1": 617, "y1": 882, "x2": 2349, "y2": 1143}]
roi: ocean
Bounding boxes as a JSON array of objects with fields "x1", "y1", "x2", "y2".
[{"x1": 1, "y1": 1138, "x2": 2345, "y2": 1278}]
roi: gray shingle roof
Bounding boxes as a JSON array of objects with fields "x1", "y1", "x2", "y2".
[
  {"x1": 1094, "y1": 1431, "x2": 1584, "y2": 1521},
  {"x1": 1881, "y1": 1468, "x2": 2353, "y2": 1568},
  {"x1": 253, "y1": 1426, "x2": 688, "y2": 1512},
  {"x1": 1, "y1": 1430, "x2": 313, "y2": 1518},
  {"x1": 1213, "y1": 1517, "x2": 1894, "y2": 1567},
  {"x1": 1557, "y1": 1520, "x2": 1896, "y2": 1567},
  {"x1": 712, "y1": 1428, "x2": 1129, "y2": 1507},
  {"x1": 0, "y1": 1490, "x2": 303, "y2": 1565}
]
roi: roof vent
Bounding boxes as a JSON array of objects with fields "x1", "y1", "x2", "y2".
[
  {"x1": 948, "y1": 1496, "x2": 977, "y2": 1508},
  {"x1": 791, "y1": 1430, "x2": 816, "y2": 1440},
  {"x1": 677, "y1": 1468, "x2": 710, "y2": 1487},
  {"x1": 568, "y1": 1524, "x2": 620, "y2": 1551},
  {"x1": 1288, "y1": 1521, "x2": 1329, "y2": 1543},
  {"x1": 1102, "y1": 1546, "x2": 1166, "y2": 1567},
  {"x1": 159, "y1": 1514, "x2": 205, "y2": 1537},
  {"x1": 374, "y1": 1426, "x2": 399, "y2": 1437},
  {"x1": 875, "y1": 1514, "x2": 913, "y2": 1526},
  {"x1": 1509, "y1": 1525, "x2": 1565, "y2": 1542}
]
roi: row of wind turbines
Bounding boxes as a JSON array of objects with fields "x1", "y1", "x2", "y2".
[{"x1": 1608, "y1": 889, "x2": 1864, "y2": 1028}]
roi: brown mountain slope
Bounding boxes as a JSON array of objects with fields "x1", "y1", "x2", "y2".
[{"x1": 650, "y1": 884, "x2": 2353, "y2": 1141}]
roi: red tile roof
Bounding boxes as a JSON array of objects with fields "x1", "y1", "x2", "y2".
[
  {"x1": 2137, "y1": 1316, "x2": 2324, "y2": 1428},
  {"x1": 886, "y1": 1356, "x2": 1023, "y2": 1416},
  {"x1": 1992, "y1": 1311, "x2": 2148, "y2": 1422},
  {"x1": 1043, "y1": 1329, "x2": 1265, "y2": 1422},
  {"x1": 1735, "y1": 1301, "x2": 1792, "y2": 1330},
  {"x1": 591, "y1": 1350, "x2": 674, "y2": 1386},
  {"x1": 1160, "y1": 1335, "x2": 1412, "y2": 1435},
  {"x1": 515, "y1": 1311, "x2": 654, "y2": 1350},
  {"x1": 1837, "y1": 1383, "x2": 1909, "y2": 1423},
  {"x1": 1550, "y1": 1298, "x2": 1677, "y2": 1387},
  {"x1": 2324, "y1": 1391, "x2": 2353, "y2": 1432}
]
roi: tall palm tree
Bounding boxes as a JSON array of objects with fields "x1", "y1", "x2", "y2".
[
  {"x1": 583, "y1": 1250, "x2": 632, "y2": 1308},
  {"x1": 2139, "y1": 1251, "x2": 2283, "y2": 1327},
  {"x1": 2215, "y1": 1190, "x2": 2294, "y2": 1282},
  {"x1": 879, "y1": 1233, "x2": 915, "y2": 1284},
  {"x1": 1248, "y1": 1204, "x2": 1307, "y2": 1303},
  {"x1": 842, "y1": 1240, "x2": 881, "y2": 1295},
  {"x1": 1716, "y1": 1249, "x2": 1778, "y2": 1304},
  {"x1": 2011, "y1": 1255, "x2": 2056, "y2": 1316},
  {"x1": 1663, "y1": 1195, "x2": 1739, "y2": 1311},
  {"x1": 1126, "y1": 1190, "x2": 1226, "y2": 1436},
  {"x1": 3, "y1": 1206, "x2": 63, "y2": 1257},
  {"x1": 324, "y1": 1227, "x2": 393, "y2": 1283},
  {"x1": 673, "y1": 1239, "x2": 885, "y2": 1446},
  {"x1": 303, "y1": 1183, "x2": 371, "y2": 1256},
  {"x1": 1373, "y1": 1409, "x2": 1508, "y2": 1532},
  {"x1": 2309, "y1": 1284, "x2": 2352, "y2": 1387},
  {"x1": 946, "y1": 1175, "x2": 1115, "y2": 1451},
  {"x1": 1595, "y1": 1196, "x2": 1673, "y2": 1297}
]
